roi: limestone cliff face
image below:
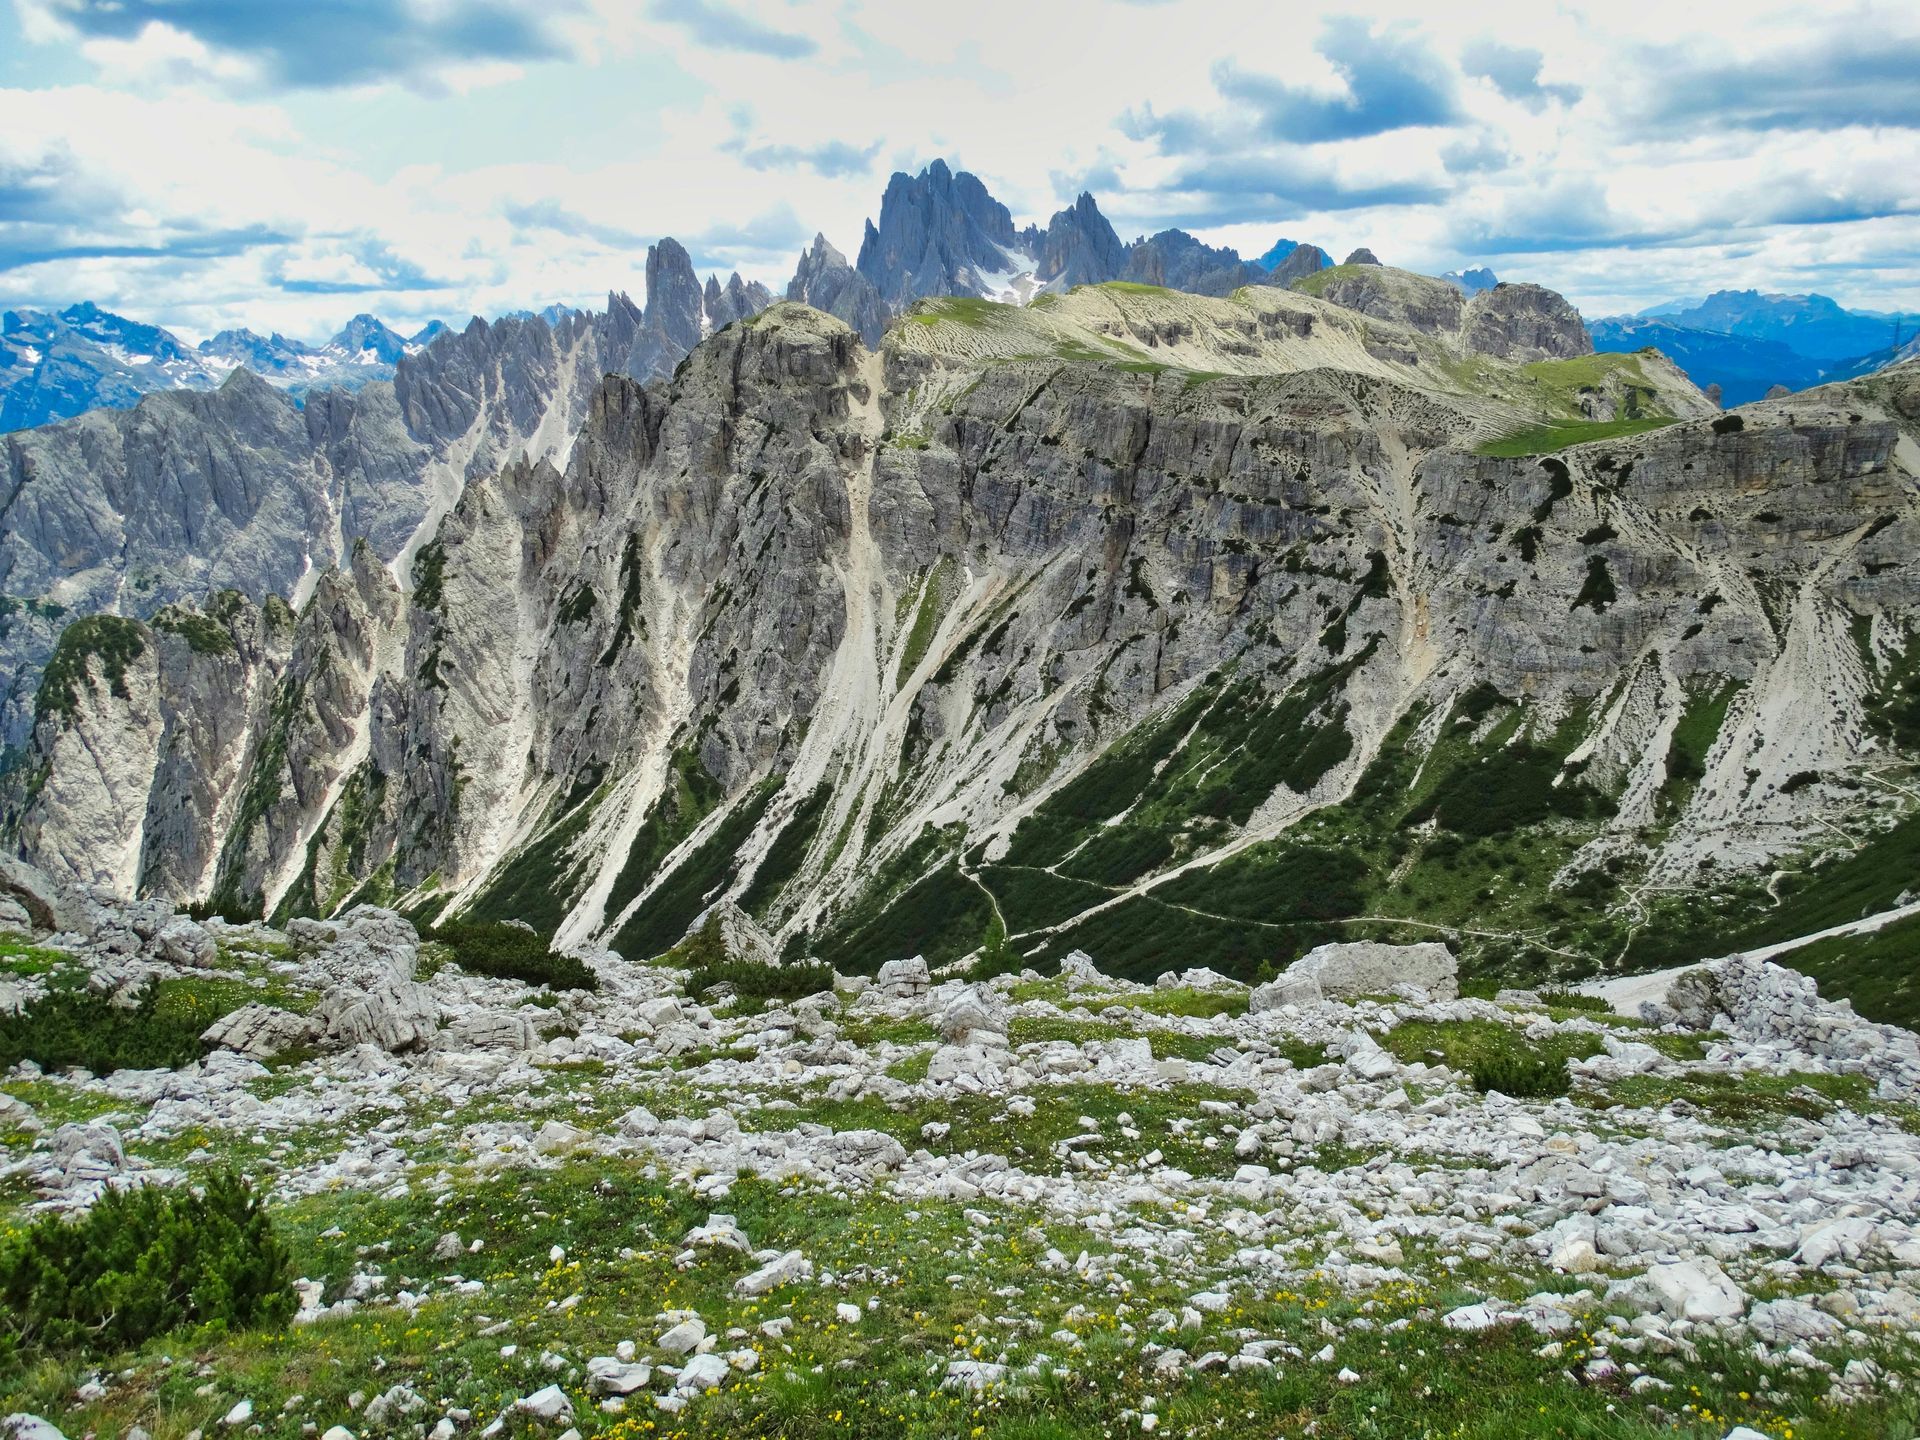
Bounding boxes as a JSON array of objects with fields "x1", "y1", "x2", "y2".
[
  {"x1": 15, "y1": 294, "x2": 1918, "y2": 985},
  {"x1": 1294, "y1": 265, "x2": 1592, "y2": 363},
  {"x1": 0, "y1": 269, "x2": 771, "y2": 747},
  {"x1": 787, "y1": 234, "x2": 892, "y2": 348},
  {"x1": 1463, "y1": 283, "x2": 1592, "y2": 362},
  {"x1": 14, "y1": 595, "x2": 293, "y2": 896}
]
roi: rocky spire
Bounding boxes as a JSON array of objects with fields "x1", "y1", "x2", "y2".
[
  {"x1": 1035, "y1": 193, "x2": 1125, "y2": 288},
  {"x1": 855, "y1": 159, "x2": 1023, "y2": 304},
  {"x1": 628, "y1": 238, "x2": 706, "y2": 379},
  {"x1": 786, "y1": 233, "x2": 889, "y2": 346}
]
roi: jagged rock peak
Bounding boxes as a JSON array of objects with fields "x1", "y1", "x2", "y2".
[
  {"x1": 856, "y1": 158, "x2": 1024, "y2": 304},
  {"x1": 625, "y1": 238, "x2": 707, "y2": 379},
  {"x1": 1124, "y1": 230, "x2": 1267, "y2": 297},
  {"x1": 1442, "y1": 266, "x2": 1499, "y2": 295},
  {"x1": 328, "y1": 314, "x2": 408, "y2": 362},
  {"x1": 644, "y1": 240, "x2": 704, "y2": 340},
  {"x1": 1268, "y1": 243, "x2": 1334, "y2": 286},
  {"x1": 704, "y1": 272, "x2": 774, "y2": 331},
  {"x1": 786, "y1": 233, "x2": 890, "y2": 347},
  {"x1": 1035, "y1": 192, "x2": 1125, "y2": 288},
  {"x1": 1343, "y1": 248, "x2": 1382, "y2": 267}
]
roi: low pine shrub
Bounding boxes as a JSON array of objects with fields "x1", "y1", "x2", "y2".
[
  {"x1": 1538, "y1": 989, "x2": 1611, "y2": 1014},
  {"x1": 664, "y1": 915, "x2": 833, "y2": 1010},
  {"x1": 0, "y1": 980, "x2": 210, "y2": 1073},
  {"x1": 685, "y1": 956, "x2": 834, "y2": 1008},
  {"x1": 1471, "y1": 1050, "x2": 1572, "y2": 1099},
  {"x1": 429, "y1": 921, "x2": 599, "y2": 991},
  {"x1": 965, "y1": 918, "x2": 1026, "y2": 982},
  {"x1": 0, "y1": 1172, "x2": 294, "y2": 1357}
]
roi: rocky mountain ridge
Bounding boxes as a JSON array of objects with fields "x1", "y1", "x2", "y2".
[
  {"x1": 13, "y1": 282, "x2": 1916, "y2": 1030},
  {"x1": 800, "y1": 161, "x2": 1339, "y2": 344},
  {"x1": 2, "y1": 261, "x2": 773, "y2": 437},
  {"x1": 0, "y1": 303, "x2": 440, "y2": 433},
  {"x1": 0, "y1": 242, "x2": 773, "y2": 743}
]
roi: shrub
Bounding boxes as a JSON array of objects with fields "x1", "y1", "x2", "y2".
[
  {"x1": 0, "y1": 981, "x2": 211, "y2": 1073},
  {"x1": 966, "y1": 916, "x2": 1026, "y2": 982},
  {"x1": 185, "y1": 897, "x2": 262, "y2": 924},
  {"x1": 684, "y1": 955, "x2": 834, "y2": 1009},
  {"x1": 670, "y1": 920, "x2": 833, "y2": 1008},
  {"x1": 1409, "y1": 743, "x2": 1604, "y2": 838},
  {"x1": 1471, "y1": 1050, "x2": 1572, "y2": 1099},
  {"x1": 0, "y1": 1172, "x2": 294, "y2": 1357},
  {"x1": 1538, "y1": 989, "x2": 1612, "y2": 1014},
  {"x1": 429, "y1": 921, "x2": 599, "y2": 991}
]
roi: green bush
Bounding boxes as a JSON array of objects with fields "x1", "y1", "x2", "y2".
[
  {"x1": 1408, "y1": 743, "x2": 1604, "y2": 837},
  {"x1": 667, "y1": 916, "x2": 833, "y2": 1008},
  {"x1": 0, "y1": 1172, "x2": 294, "y2": 1357},
  {"x1": 1471, "y1": 1050, "x2": 1571, "y2": 1099},
  {"x1": 430, "y1": 921, "x2": 599, "y2": 991},
  {"x1": 1537, "y1": 989, "x2": 1611, "y2": 1014},
  {"x1": 685, "y1": 955, "x2": 834, "y2": 1008},
  {"x1": 0, "y1": 981, "x2": 211, "y2": 1073},
  {"x1": 966, "y1": 916, "x2": 1027, "y2": 982}
]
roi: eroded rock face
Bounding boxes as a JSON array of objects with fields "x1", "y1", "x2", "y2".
[
  {"x1": 12, "y1": 299, "x2": 1918, "y2": 987},
  {"x1": 630, "y1": 240, "x2": 707, "y2": 380},
  {"x1": 1123, "y1": 229, "x2": 1267, "y2": 296},
  {"x1": 856, "y1": 160, "x2": 1023, "y2": 304},
  {"x1": 786, "y1": 234, "x2": 891, "y2": 347},
  {"x1": 1463, "y1": 282, "x2": 1592, "y2": 361},
  {"x1": 1655, "y1": 957, "x2": 1920, "y2": 1079},
  {"x1": 703, "y1": 273, "x2": 774, "y2": 332},
  {"x1": 875, "y1": 957, "x2": 932, "y2": 999},
  {"x1": 1268, "y1": 243, "x2": 1333, "y2": 286},
  {"x1": 16, "y1": 632, "x2": 166, "y2": 894},
  {"x1": 1035, "y1": 193, "x2": 1127, "y2": 290},
  {"x1": 936, "y1": 983, "x2": 1010, "y2": 1044},
  {"x1": 202, "y1": 1003, "x2": 320, "y2": 1059},
  {"x1": 0, "y1": 856, "x2": 79, "y2": 932},
  {"x1": 1293, "y1": 265, "x2": 1593, "y2": 363},
  {"x1": 0, "y1": 267, "x2": 742, "y2": 746},
  {"x1": 1283, "y1": 941, "x2": 1459, "y2": 1003}
]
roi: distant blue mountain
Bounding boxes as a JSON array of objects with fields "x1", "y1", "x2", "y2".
[
  {"x1": 1590, "y1": 316, "x2": 1825, "y2": 407},
  {"x1": 1595, "y1": 289, "x2": 1920, "y2": 406},
  {"x1": 1253, "y1": 238, "x2": 1332, "y2": 273},
  {"x1": 2, "y1": 304, "x2": 438, "y2": 433},
  {"x1": 1640, "y1": 290, "x2": 1917, "y2": 364}
]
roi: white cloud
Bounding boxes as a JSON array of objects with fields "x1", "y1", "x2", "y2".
[{"x1": 1, "y1": 0, "x2": 1914, "y2": 340}]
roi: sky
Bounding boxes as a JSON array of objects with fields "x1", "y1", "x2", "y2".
[{"x1": 1, "y1": 0, "x2": 1916, "y2": 344}]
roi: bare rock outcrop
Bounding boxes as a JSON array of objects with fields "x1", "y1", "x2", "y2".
[{"x1": 1252, "y1": 942, "x2": 1459, "y2": 1010}]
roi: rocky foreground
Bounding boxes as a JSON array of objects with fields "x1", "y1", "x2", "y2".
[{"x1": 2, "y1": 875, "x2": 1919, "y2": 1439}]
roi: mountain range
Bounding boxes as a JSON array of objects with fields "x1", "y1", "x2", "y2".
[
  {"x1": 3, "y1": 163, "x2": 1343, "y2": 432},
  {"x1": 12, "y1": 262, "x2": 1917, "y2": 1031},
  {"x1": 786, "y1": 159, "x2": 1339, "y2": 346},
  {"x1": 0, "y1": 238, "x2": 773, "y2": 744},
  {"x1": 1589, "y1": 289, "x2": 1920, "y2": 406},
  {"x1": 0, "y1": 302, "x2": 436, "y2": 432},
  {"x1": 14, "y1": 162, "x2": 1919, "y2": 445},
  {"x1": 4, "y1": 158, "x2": 1919, "y2": 1025},
  {"x1": 0, "y1": 262, "x2": 773, "y2": 436}
]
